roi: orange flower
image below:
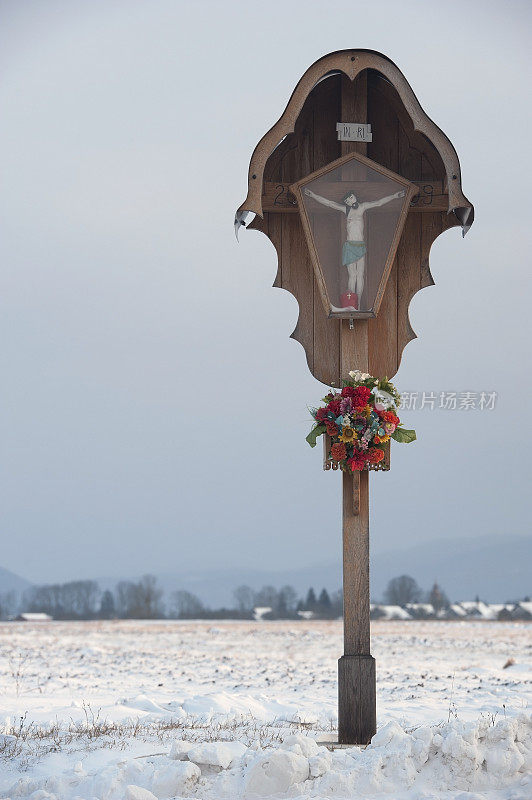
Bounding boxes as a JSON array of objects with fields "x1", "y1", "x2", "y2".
[
  {"x1": 367, "y1": 448, "x2": 385, "y2": 464},
  {"x1": 331, "y1": 442, "x2": 347, "y2": 461}
]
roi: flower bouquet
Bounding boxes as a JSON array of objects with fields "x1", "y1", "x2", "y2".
[{"x1": 306, "y1": 370, "x2": 416, "y2": 471}]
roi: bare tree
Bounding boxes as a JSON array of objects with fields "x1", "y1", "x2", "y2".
[
  {"x1": 114, "y1": 576, "x2": 163, "y2": 618},
  {"x1": 171, "y1": 590, "x2": 204, "y2": 618},
  {"x1": 233, "y1": 585, "x2": 255, "y2": 613},
  {"x1": 277, "y1": 585, "x2": 298, "y2": 616},
  {"x1": 137, "y1": 575, "x2": 164, "y2": 618},
  {"x1": 115, "y1": 581, "x2": 137, "y2": 618},
  {"x1": 0, "y1": 590, "x2": 18, "y2": 620},
  {"x1": 428, "y1": 581, "x2": 449, "y2": 613},
  {"x1": 384, "y1": 575, "x2": 422, "y2": 606},
  {"x1": 64, "y1": 581, "x2": 100, "y2": 618},
  {"x1": 99, "y1": 590, "x2": 116, "y2": 619},
  {"x1": 23, "y1": 580, "x2": 100, "y2": 619},
  {"x1": 254, "y1": 585, "x2": 278, "y2": 608}
]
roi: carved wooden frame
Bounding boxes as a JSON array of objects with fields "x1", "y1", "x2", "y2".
[
  {"x1": 291, "y1": 151, "x2": 419, "y2": 319},
  {"x1": 236, "y1": 49, "x2": 473, "y2": 231}
]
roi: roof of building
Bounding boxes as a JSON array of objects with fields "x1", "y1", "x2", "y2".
[
  {"x1": 406, "y1": 603, "x2": 435, "y2": 615},
  {"x1": 376, "y1": 605, "x2": 412, "y2": 620}
]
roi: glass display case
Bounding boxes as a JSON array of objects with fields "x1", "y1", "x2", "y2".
[{"x1": 292, "y1": 152, "x2": 417, "y2": 318}]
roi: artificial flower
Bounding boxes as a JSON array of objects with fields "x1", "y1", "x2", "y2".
[
  {"x1": 305, "y1": 372, "x2": 415, "y2": 466},
  {"x1": 328, "y1": 398, "x2": 342, "y2": 415},
  {"x1": 339, "y1": 396, "x2": 353, "y2": 415},
  {"x1": 330, "y1": 442, "x2": 347, "y2": 461},
  {"x1": 315, "y1": 407, "x2": 328, "y2": 422},
  {"x1": 383, "y1": 410, "x2": 400, "y2": 425},
  {"x1": 348, "y1": 455, "x2": 366, "y2": 471},
  {"x1": 348, "y1": 370, "x2": 371, "y2": 382},
  {"x1": 352, "y1": 386, "x2": 372, "y2": 410},
  {"x1": 341, "y1": 386, "x2": 358, "y2": 398},
  {"x1": 339, "y1": 426, "x2": 356, "y2": 444}
]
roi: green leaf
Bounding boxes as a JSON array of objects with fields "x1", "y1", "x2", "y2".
[
  {"x1": 391, "y1": 427, "x2": 417, "y2": 443},
  {"x1": 306, "y1": 423, "x2": 326, "y2": 448}
]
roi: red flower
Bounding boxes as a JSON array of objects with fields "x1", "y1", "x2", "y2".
[
  {"x1": 383, "y1": 410, "x2": 399, "y2": 425},
  {"x1": 330, "y1": 442, "x2": 347, "y2": 461},
  {"x1": 367, "y1": 448, "x2": 385, "y2": 464},
  {"x1": 352, "y1": 386, "x2": 372, "y2": 410},
  {"x1": 315, "y1": 407, "x2": 328, "y2": 422},
  {"x1": 341, "y1": 386, "x2": 357, "y2": 398},
  {"x1": 326, "y1": 422, "x2": 339, "y2": 436},
  {"x1": 328, "y1": 398, "x2": 342, "y2": 415},
  {"x1": 348, "y1": 455, "x2": 365, "y2": 471}
]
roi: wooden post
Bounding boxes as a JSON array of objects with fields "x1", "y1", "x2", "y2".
[
  {"x1": 338, "y1": 467, "x2": 376, "y2": 744},
  {"x1": 338, "y1": 320, "x2": 376, "y2": 743},
  {"x1": 337, "y1": 71, "x2": 376, "y2": 745}
]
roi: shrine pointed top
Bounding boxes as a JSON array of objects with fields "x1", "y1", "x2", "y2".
[{"x1": 235, "y1": 49, "x2": 474, "y2": 236}]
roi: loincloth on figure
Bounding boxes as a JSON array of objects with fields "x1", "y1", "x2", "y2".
[{"x1": 342, "y1": 240, "x2": 367, "y2": 266}]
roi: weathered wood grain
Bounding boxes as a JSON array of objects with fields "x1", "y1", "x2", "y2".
[
  {"x1": 342, "y1": 468, "x2": 370, "y2": 655},
  {"x1": 338, "y1": 655, "x2": 377, "y2": 744},
  {"x1": 261, "y1": 179, "x2": 447, "y2": 213},
  {"x1": 397, "y1": 214, "x2": 422, "y2": 360}
]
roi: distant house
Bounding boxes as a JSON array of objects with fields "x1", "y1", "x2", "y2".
[
  {"x1": 15, "y1": 612, "x2": 53, "y2": 622},
  {"x1": 445, "y1": 604, "x2": 468, "y2": 619},
  {"x1": 406, "y1": 603, "x2": 435, "y2": 619},
  {"x1": 371, "y1": 604, "x2": 412, "y2": 621},
  {"x1": 458, "y1": 601, "x2": 495, "y2": 620},
  {"x1": 253, "y1": 607, "x2": 272, "y2": 621},
  {"x1": 510, "y1": 601, "x2": 532, "y2": 620},
  {"x1": 487, "y1": 603, "x2": 515, "y2": 620},
  {"x1": 297, "y1": 610, "x2": 314, "y2": 620}
]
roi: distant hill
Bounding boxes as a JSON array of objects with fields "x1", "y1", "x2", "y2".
[
  {"x1": 370, "y1": 533, "x2": 531, "y2": 603},
  {"x1": 98, "y1": 534, "x2": 531, "y2": 608},
  {"x1": 0, "y1": 565, "x2": 32, "y2": 594}
]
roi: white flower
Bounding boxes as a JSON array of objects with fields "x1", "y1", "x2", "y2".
[{"x1": 349, "y1": 370, "x2": 372, "y2": 382}]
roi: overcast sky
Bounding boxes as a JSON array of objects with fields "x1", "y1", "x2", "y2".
[{"x1": 0, "y1": 0, "x2": 530, "y2": 584}]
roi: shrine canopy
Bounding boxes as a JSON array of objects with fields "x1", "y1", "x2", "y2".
[{"x1": 234, "y1": 49, "x2": 475, "y2": 385}]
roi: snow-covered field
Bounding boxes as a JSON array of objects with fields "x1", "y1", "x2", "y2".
[{"x1": 0, "y1": 619, "x2": 530, "y2": 799}]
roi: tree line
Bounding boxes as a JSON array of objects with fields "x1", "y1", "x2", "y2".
[
  {"x1": 382, "y1": 575, "x2": 450, "y2": 612},
  {"x1": 0, "y1": 573, "x2": 469, "y2": 621},
  {"x1": 0, "y1": 576, "x2": 343, "y2": 621}
]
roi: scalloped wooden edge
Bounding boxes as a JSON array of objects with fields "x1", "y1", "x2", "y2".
[{"x1": 236, "y1": 49, "x2": 474, "y2": 232}]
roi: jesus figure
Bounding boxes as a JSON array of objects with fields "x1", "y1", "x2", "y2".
[{"x1": 304, "y1": 186, "x2": 405, "y2": 311}]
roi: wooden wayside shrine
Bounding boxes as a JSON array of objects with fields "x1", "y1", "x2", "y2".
[{"x1": 235, "y1": 50, "x2": 473, "y2": 745}]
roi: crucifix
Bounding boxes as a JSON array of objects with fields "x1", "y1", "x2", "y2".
[
  {"x1": 303, "y1": 186, "x2": 406, "y2": 312},
  {"x1": 235, "y1": 50, "x2": 473, "y2": 745}
]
